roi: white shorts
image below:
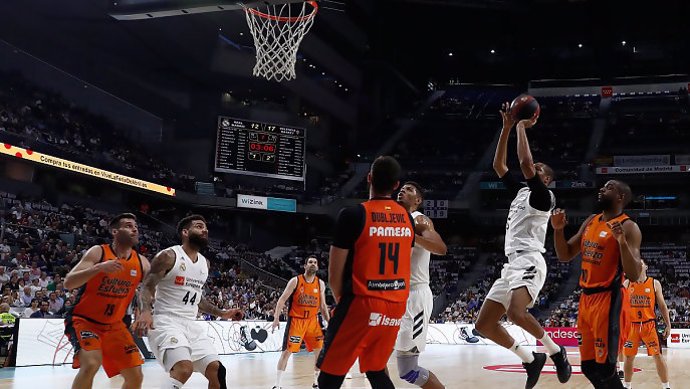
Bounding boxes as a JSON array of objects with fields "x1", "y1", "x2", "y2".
[
  {"x1": 394, "y1": 285, "x2": 433, "y2": 353},
  {"x1": 148, "y1": 314, "x2": 219, "y2": 373},
  {"x1": 485, "y1": 251, "x2": 547, "y2": 310}
]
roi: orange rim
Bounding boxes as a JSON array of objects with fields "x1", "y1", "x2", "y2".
[{"x1": 246, "y1": 1, "x2": 318, "y2": 22}]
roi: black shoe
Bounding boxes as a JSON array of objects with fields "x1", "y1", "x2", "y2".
[
  {"x1": 312, "y1": 384, "x2": 319, "y2": 389},
  {"x1": 549, "y1": 346, "x2": 572, "y2": 383},
  {"x1": 523, "y1": 352, "x2": 547, "y2": 389},
  {"x1": 618, "y1": 370, "x2": 624, "y2": 379}
]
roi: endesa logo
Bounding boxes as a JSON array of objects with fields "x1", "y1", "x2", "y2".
[{"x1": 539, "y1": 328, "x2": 579, "y2": 347}]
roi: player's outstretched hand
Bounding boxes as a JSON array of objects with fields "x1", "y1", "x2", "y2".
[
  {"x1": 271, "y1": 319, "x2": 280, "y2": 333},
  {"x1": 500, "y1": 102, "x2": 515, "y2": 130},
  {"x1": 607, "y1": 221, "x2": 626, "y2": 244},
  {"x1": 517, "y1": 116, "x2": 538, "y2": 129},
  {"x1": 663, "y1": 327, "x2": 671, "y2": 339},
  {"x1": 221, "y1": 309, "x2": 244, "y2": 321},
  {"x1": 131, "y1": 310, "x2": 154, "y2": 337},
  {"x1": 550, "y1": 209, "x2": 567, "y2": 230}
]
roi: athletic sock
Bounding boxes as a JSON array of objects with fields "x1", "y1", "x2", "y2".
[
  {"x1": 511, "y1": 340, "x2": 535, "y2": 363},
  {"x1": 623, "y1": 382, "x2": 632, "y2": 389},
  {"x1": 539, "y1": 333, "x2": 561, "y2": 355},
  {"x1": 161, "y1": 377, "x2": 185, "y2": 389},
  {"x1": 314, "y1": 371, "x2": 320, "y2": 385},
  {"x1": 275, "y1": 370, "x2": 283, "y2": 388}
]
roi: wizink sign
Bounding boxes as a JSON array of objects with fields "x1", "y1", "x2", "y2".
[{"x1": 237, "y1": 194, "x2": 296, "y2": 213}]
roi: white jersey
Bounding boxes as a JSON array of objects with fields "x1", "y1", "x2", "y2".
[
  {"x1": 410, "y1": 211, "x2": 431, "y2": 286},
  {"x1": 153, "y1": 245, "x2": 209, "y2": 321},
  {"x1": 504, "y1": 187, "x2": 555, "y2": 257}
]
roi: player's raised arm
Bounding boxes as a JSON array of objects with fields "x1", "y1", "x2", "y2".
[
  {"x1": 515, "y1": 118, "x2": 539, "y2": 180},
  {"x1": 551, "y1": 211, "x2": 596, "y2": 262},
  {"x1": 413, "y1": 214, "x2": 447, "y2": 255},
  {"x1": 319, "y1": 279, "x2": 330, "y2": 323},
  {"x1": 654, "y1": 279, "x2": 671, "y2": 339},
  {"x1": 609, "y1": 220, "x2": 643, "y2": 283},
  {"x1": 493, "y1": 102, "x2": 515, "y2": 178},
  {"x1": 64, "y1": 245, "x2": 120, "y2": 289}
]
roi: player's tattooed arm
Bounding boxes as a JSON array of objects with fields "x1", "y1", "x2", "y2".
[
  {"x1": 138, "y1": 248, "x2": 175, "y2": 314},
  {"x1": 131, "y1": 248, "x2": 175, "y2": 336}
]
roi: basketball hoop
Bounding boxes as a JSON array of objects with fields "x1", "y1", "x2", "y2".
[{"x1": 243, "y1": 1, "x2": 318, "y2": 82}]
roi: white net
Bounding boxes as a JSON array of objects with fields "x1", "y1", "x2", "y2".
[{"x1": 244, "y1": 1, "x2": 318, "y2": 82}]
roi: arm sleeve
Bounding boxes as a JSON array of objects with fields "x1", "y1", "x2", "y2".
[
  {"x1": 526, "y1": 176, "x2": 553, "y2": 212},
  {"x1": 332, "y1": 205, "x2": 365, "y2": 250},
  {"x1": 500, "y1": 171, "x2": 525, "y2": 198}
]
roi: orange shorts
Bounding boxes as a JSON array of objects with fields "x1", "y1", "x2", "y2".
[
  {"x1": 317, "y1": 296, "x2": 406, "y2": 375},
  {"x1": 624, "y1": 321, "x2": 661, "y2": 357},
  {"x1": 577, "y1": 288, "x2": 622, "y2": 364},
  {"x1": 65, "y1": 316, "x2": 144, "y2": 378},
  {"x1": 283, "y1": 317, "x2": 324, "y2": 353}
]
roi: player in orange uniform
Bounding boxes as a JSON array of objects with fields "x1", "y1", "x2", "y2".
[
  {"x1": 317, "y1": 156, "x2": 415, "y2": 389},
  {"x1": 622, "y1": 261, "x2": 671, "y2": 389},
  {"x1": 271, "y1": 256, "x2": 330, "y2": 389},
  {"x1": 551, "y1": 180, "x2": 643, "y2": 389},
  {"x1": 63, "y1": 213, "x2": 151, "y2": 389}
]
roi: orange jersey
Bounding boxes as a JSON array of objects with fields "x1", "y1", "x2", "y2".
[
  {"x1": 580, "y1": 213, "x2": 630, "y2": 289},
  {"x1": 628, "y1": 277, "x2": 657, "y2": 322},
  {"x1": 70, "y1": 244, "x2": 144, "y2": 324},
  {"x1": 288, "y1": 275, "x2": 321, "y2": 319},
  {"x1": 352, "y1": 199, "x2": 414, "y2": 303}
]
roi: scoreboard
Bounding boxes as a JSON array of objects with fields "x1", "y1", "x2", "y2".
[{"x1": 214, "y1": 116, "x2": 306, "y2": 181}]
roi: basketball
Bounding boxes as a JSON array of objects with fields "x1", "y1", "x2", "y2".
[{"x1": 510, "y1": 94, "x2": 541, "y2": 121}]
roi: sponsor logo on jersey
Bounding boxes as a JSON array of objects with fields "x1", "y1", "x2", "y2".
[
  {"x1": 289, "y1": 336, "x2": 302, "y2": 344},
  {"x1": 313, "y1": 288, "x2": 318, "y2": 293},
  {"x1": 170, "y1": 337, "x2": 178, "y2": 344},
  {"x1": 80, "y1": 331, "x2": 98, "y2": 340},
  {"x1": 368, "y1": 312, "x2": 402, "y2": 327},
  {"x1": 124, "y1": 344, "x2": 139, "y2": 354},
  {"x1": 645, "y1": 288, "x2": 651, "y2": 293},
  {"x1": 130, "y1": 269, "x2": 137, "y2": 277},
  {"x1": 367, "y1": 279, "x2": 406, "y2": 291},
  {"x1": 180, "y1": 263, "x2": 186, "y2": 272},
  {"x1": 599, "y1": 231, "x2": 608, "y2": 238},
  {"x1": 175, "y1": 276, "x2": 185, "y2": 285},
  {"x1": 368, "y1": 226, "x2": 413, "y2": 237}
]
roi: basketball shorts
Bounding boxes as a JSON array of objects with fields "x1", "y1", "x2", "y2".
[
  {"x1": 394, "y1": 284, "x2": 433, "y2": 353},
  {"x1": 624, "y1": 321, "x2": 661, "y2": 357},
  {"x1": 317, "y1": 295, "x2": 406, "y2": 375},
  {"x1": 485, "y1": 251, "x2": 547, "y2": 309},
  {"x1": 283, "y1": 316, "x2": 324, "y2": 353},
  {"x1": 65, "y1": 316, "x2": 144, "y2": 378},
  {"x1": 148, "y1": 314, "x2": 219, "y2": 373},
  {"x1": 577, "y1": 287, "x2": 622, "y2": 364}
]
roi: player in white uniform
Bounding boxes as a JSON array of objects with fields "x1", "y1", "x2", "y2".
[
  {"x1": 474, "y1": 103, "x2": 571, "y2": 389},
  {"x1": 394, "y1": 182, "x2": 448, "y2": 389},
  {"x1": 132, "y1": 215, "x2": 244, "y2": 389}
]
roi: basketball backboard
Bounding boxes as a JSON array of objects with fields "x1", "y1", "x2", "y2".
[{"x1": 109, "y1": 0, "x2": 309, "y2": 21}]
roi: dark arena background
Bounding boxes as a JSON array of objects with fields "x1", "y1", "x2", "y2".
[{"x1": 0, "y1": 0, "x2": 688, "y2": 388}]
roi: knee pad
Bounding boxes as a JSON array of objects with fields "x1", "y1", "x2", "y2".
[
  {"x1": 317, "y1": 371, "x2": 345, "y2": 389},
  {"x1": 597, "y1": 362, "x2": 624, "y2": 389},
  {"x1": 365, "y1": 370, "x2": 395, "y2": 389},
  {"x1": 581, "y1": 360, "x2": 599, "y2": 384},
  {"x1": 396, "y1": 353, "x2": 430, "y2": 387},
  {"x1": 217, "y1": 362, "x2": 227, "y2": 389}
]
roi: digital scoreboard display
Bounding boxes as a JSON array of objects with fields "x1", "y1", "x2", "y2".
[{"x1": 214, "y1": 116, "x2": 306, "y2": 181}]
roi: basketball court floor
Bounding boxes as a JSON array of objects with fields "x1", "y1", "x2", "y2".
[{"x1": 2, "y1": 344, "x2": 688, "y2": 388}]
